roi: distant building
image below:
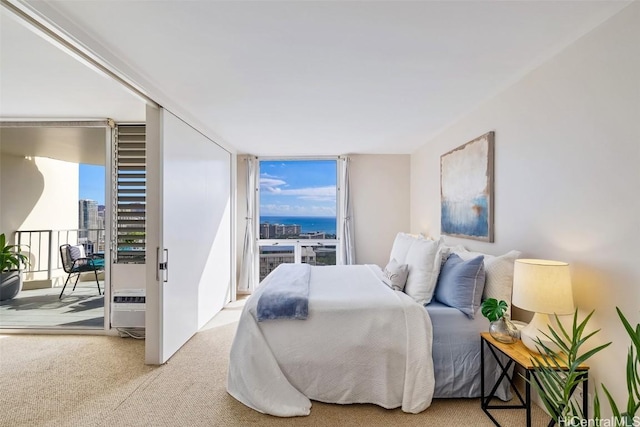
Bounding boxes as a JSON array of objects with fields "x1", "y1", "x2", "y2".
[
  {"x1": 300, "y1": 246, "x2": 316, "y2": 264},
  {"x1": 79, "y1": 199, "x2": 98, "y2": 228},
  {"x1": 260, "y1": 223, "x2": 276, "y2": 239},
  {"x1": 97, "y1": 205, "x2": 106, "y2": 251},
  {"x1": 274, "y1": 224, "x2": 301, "y2": 237},
  {"x1": 78, "y1": 199, "x2": 99, "y2": 243},
  {"x1": 97, "y1": 205, "x2": 106, "y2": 229},
  {"x1": 259, "y1": 222, "x2": 301, "y2": 239},
  {"x1": 259, "y1": 246, "x2": 316, "y2": 281},
  {"x1": 299, "y1": 232, "x2": 325, "y2": 239},
  {"x1": 259, "y1": 246, "x2": 294, "y2": 280}
]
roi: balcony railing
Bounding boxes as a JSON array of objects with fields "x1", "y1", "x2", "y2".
[
  {"x1": 16, "y1": 229, "x2": 106, "y2": 281},
  {"x1": 257, "y1": 240, "x2": 337, "y2": 281}
]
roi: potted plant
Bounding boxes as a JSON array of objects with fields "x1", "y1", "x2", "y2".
[
  {"x1": 0, "y1": 233, "x2": 30, "y2": 301},
  {"x1": 481, "y1": 298, "x2": 519, "y2": 343},
  {"x1": 595, "y1": 307, "x2": 639, "y2": 426},
  {"x1": 531, "y1": 307, "x2": 638, "y2": 426}
]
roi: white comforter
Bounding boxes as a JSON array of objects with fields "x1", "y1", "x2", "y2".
[{"x1": 227, "y1": 264, "x2": 435, "y2": 417}]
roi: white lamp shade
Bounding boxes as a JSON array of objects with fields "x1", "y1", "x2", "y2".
[{"x1": 512, "y1": 259, "x2": 574, "y2": 315}]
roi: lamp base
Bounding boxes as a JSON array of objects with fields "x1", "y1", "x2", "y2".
[{"x1": 520, "y1": 313, "x2": 561, "y2": 354}]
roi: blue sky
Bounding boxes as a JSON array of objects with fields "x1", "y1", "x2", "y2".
[
  {"x1": 260, "y1": 160, "x2": 337, "y2": 217},
  {"x1": 79, "y1": 164, "x2": 105, "y2": 205},
  {"x1": 79, "y1": 160, "x2": 338, "y2": 213}
]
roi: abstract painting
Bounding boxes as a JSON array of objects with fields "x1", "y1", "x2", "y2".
[{"x1": 440, "y1": 131, "x2": 494, "y2": 242}]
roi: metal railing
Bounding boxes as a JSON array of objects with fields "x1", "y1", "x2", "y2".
[{"x1": 16, "y1": 229, "x2": 106, "y2": 280}]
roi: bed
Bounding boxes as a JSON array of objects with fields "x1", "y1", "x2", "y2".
[{"x1": 227, "y1": 234, "x2": 519, "y2": 417}]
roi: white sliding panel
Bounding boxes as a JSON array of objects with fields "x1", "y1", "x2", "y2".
[{"x1": 146, "y1": 106, "x2": 232, "y2": 364}]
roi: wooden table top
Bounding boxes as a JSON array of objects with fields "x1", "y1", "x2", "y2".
[{"x1": 480, "y1": 332, "x2": 588, "y2": 371}]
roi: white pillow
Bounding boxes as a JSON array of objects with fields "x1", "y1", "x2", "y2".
[
  {"x1": 69, "y1": 244, "x2": 86, "y2": 260},
  {"x1": 455, "y1": 249, "x2": 522, "y2": 317},
  {"x1": 382, "y1": 258, "x2": 409, "y2": 292},
  {"x1": 389, "y1": 232, "x2": 421, "y2": 264},
  {"x1": 403, "y1": 238, "x2": 443, "y2": 305}
]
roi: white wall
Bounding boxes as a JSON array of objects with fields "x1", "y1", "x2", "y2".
[
  {"x1": 0, "y1": 154, "x2": 78, "y2": 233},
  {"x1": 349, "y1": 154, "x2": 410, "y2": 267},
  {"x1": 411, "y1": 3, "x2": 639, "y2": 413},
  {"x1": 1, "y1": 153, "x2": 79, "y2": 282}
]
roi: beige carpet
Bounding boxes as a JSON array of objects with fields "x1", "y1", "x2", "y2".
[{"x1": 0, "y1": 304, "x2": 549, "y2": 427}]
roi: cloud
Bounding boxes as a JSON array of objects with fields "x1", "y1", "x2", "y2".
[
  {"x1": 260, "y1": 177, "x2": 287, "y2": 192},
  {"x1": 259, "y1": 175, "x2": 336, "y2": 214},
  {"x1": 298, "y1": 196, "x2": 335, "y2": 202},
  {"x1": 260, "y1": 204, "x2": 336, "y2": 217},
  {"x1": 260, "y1": 182, "x2": 336, "y2": 198}
]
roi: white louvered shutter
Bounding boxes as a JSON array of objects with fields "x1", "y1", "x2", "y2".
[{"x1": 113, "y1": 124, "x2": 146, "y2": 264}]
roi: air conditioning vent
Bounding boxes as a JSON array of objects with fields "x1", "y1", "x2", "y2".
[{"x1": 111, "y1": 289, "x2": 145, "y2": 328}]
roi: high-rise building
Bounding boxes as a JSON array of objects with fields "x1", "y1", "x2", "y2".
[
  {"x1": 79, "y1": 199, "x2": 99, "y2": 244},
  {"x1": 260, "y1": 223, "x2": 276, "y2": 239},
  {"x1": 299, "y1": 232, "x2": 326, "y2": 239},
  {"x1": 259, "y1": 246, "x2": 317, "y2": 281},
  {"x1": 97, "y1": 205, "x2": 106, "y2": 229},
  {"x1": 97, "y1": 205, "x2": 106, "y2": 251},
  {"x1": 259, "y1": 222, "x2": 301, "y2": 239},
  {"x1": 274, "y1": 224, "x2": 301, "y2": 237}
]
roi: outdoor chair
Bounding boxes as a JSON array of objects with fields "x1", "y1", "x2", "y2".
[{"x1": 59, "y1": 244, "x2": 104, "y2": 299}]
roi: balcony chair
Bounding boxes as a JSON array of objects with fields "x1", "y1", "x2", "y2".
[{"x1": 59, "y1": 244, "x2": 104, "y2": 299}]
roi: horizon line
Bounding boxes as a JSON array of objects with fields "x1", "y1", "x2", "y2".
[{"x1": 260, "y1": 215, "x2": 336, "y2": 218}]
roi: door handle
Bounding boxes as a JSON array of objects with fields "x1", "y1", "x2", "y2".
[{"x1": 157, "y1": 247, "x2": 168, "y2": 282}]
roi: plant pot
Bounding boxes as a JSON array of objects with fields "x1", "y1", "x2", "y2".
[
  {"x1": 0, "y1": 270, "x2": 23, "y2": 301},
  {"x1": 489, "y1": 317, "x2": 519, "y2": 344}
]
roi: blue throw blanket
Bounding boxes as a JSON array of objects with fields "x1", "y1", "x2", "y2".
[{"x1": 257, "y1": 263, "x2": 311, "y2": 321}]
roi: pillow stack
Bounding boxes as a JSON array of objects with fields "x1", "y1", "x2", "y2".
[
  {"x1": 383, "y1": 233, "x2": 522, "y2": 319},
  {"x1": 383, "y1": 233, "x2": 446, "y2": 305}
]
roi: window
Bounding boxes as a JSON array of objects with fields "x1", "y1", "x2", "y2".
[{"x1": 257, "y1": 159, "x2": 338, "y2": 280}]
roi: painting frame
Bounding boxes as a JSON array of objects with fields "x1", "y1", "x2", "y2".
[{"x1": 440, "y1": 131, "x2": 494, "y2": 242}]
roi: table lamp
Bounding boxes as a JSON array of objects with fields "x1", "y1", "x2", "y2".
[{"x1": 512, "y1": 259, "x2": 574, "y2": 353}]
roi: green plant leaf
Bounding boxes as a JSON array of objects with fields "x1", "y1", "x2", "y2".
[
  {"x1": 573, "y1": 342, "x2": 611, "y2": 368},
  {"x1": 618, "y1": 308, "x2": 640, "y2": 357},
  {"x1": 526, "y1": 309, "x2": 610, "y2": 423},
  {"x1": 0, "y1": 233, "x2": 30, "y2": 272},
  {"x1": 594, "y1": 391, "x2": 602, "y2": 421},
  {"x1": 480, "y1": 298, "x2": 508, "y2": 322},
  {"x1": 626, "y1": 346, "x2": 640, "y2": 417},
  {"x1": 603, "y1": 384, "x2": 622, "y2": 419}
]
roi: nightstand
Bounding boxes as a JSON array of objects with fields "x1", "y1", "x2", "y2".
[{"x1": 480, "y1": 332, "x2": 589, "y2": 427}]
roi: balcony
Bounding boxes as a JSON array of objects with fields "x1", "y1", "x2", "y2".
[
  {"x1": 0, "y1": 229, "x2": 106, "y2": 329},
  {"x1": 17, "y1": 229, "x2": 106, "y2": 288}
]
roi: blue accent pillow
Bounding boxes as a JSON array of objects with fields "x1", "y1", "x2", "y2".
[{"x1": 434, "y1": 254, "x2": 485, "y2": 318}]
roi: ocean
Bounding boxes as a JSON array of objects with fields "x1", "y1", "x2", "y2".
[{"x1": 260, "y1": 216, "x2": 337, "y2": 235}]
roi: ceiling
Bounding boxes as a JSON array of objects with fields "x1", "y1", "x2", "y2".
[
  {"x1": 0, "y1": 0, "x2": 632, "y2": 156},
  {"x1": 0, "y1": 126, "x2": 107, "y2": 165}
]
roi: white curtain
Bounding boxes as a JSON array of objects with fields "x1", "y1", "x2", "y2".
[
  {"x1": 238, "y1": 156, "x2": 257, "y2": 292},
  {"x1": 340, "y1": 156, "x2": 356, "y2": 265}
]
